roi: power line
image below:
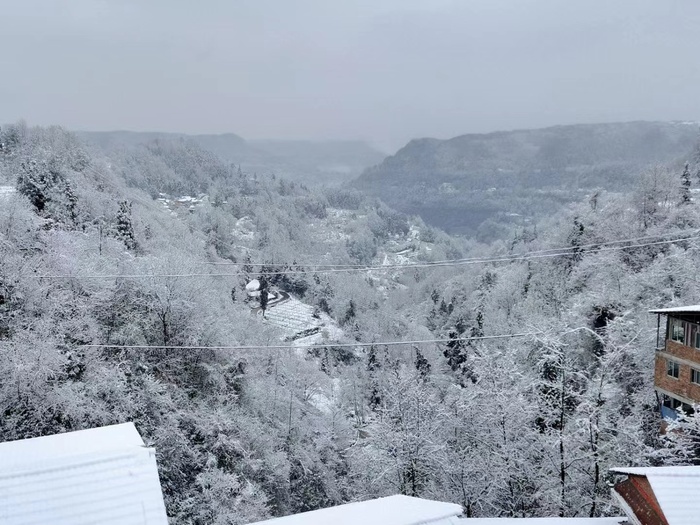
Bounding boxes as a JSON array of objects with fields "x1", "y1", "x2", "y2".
[
  {"x1": 79, "y1": 332, "x2": 538, "y2": 351},
  {"x1": 34, "y1": 233, "x2": 700, "y2": 280},
  {"x1": 199, "y1": 230, "x2": 700, "y2": 268}
]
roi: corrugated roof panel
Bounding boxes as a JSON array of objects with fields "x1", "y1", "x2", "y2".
[
  {"x1": 0, "y1": 424, "x2": 168, "y2": 525},
  {"x1": 0, "y1": 422, "x2": 144, "y2": 470},
  {"x1": 647, "y1": 471, "x2": 700, "y2": 525},
  {"x1": 251, "y1": 495, "x2": 462, "y2": 525},
  {"x1": 455, "y1": 517, "x2": 629, "y2": 525}
]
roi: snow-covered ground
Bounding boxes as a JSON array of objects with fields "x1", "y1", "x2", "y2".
[
  {"x1": 260, "y1": 295, "x2": 318, "y2": 333},
  {"x1": 255, "y1": 294, "x2": 344, "y2": 346},
  {"x1": 233, "y1": 216, "x2": 256, "y2": 241},
  {"x1": 157, "y1": 194, "x2": 208, "y2": 215},
  {"x1": 0, "y1": 185, "x2": 16, "y2": 198}
]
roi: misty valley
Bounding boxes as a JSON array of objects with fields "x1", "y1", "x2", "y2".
[{"x1": 2, "y1": 119, "x2": 700, "y2": 523}]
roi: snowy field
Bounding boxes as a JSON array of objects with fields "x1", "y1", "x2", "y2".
[
  {"x1": 257, "y1": 294, "x2": 344, "y2": 346},
  {"x1": 0, "y1": 186, "x2": 16, "y2": 198}
]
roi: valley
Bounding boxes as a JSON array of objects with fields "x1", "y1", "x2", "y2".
[{"x1": 2, "y1": 121, "x2": 700, "y2": 523}]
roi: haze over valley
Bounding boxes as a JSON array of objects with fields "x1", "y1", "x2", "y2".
[{"x1": 3, "y1": 2, "x2": 700, "y2": 524}]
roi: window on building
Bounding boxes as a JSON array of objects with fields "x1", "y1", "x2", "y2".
[
  {"x1": 671, "y1": 319, "x2": 685, "y2": 343},
  {"x1": 690, "y1": 324, "x2": 699, "y2": 348},
  {"x1": 693, "y1": 325, "x2": 700, "y2": 349},
  {"x1": 692, "y1": 369, "x2": 700, "y2": 385},
  {"x1": 667, "y1": 359, "x2": 680, "y2": 378}
]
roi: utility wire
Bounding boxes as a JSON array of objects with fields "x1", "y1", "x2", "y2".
[
  {"x1": 34, "y1": 233, "x2": 700, "y2": 280},
  {"x1": 200, "y1": 229, "x2": 700, "y2": 268},
  {"x1": 79, "y1": 332, "x2": 538, "y2": 351}
]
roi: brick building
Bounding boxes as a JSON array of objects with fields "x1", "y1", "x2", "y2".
[{"x1": 650, "y1": 305, "x2": 700, "y2": 420}]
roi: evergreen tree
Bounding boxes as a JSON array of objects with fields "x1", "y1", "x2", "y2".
[
  {"x1": 444, "y1": 331, "x2": 467, "y2": 373},
  {"x1": 367, "y1": 346, "x2": 382, "y2": 411},
  {"x1": 259, "y1": 277, "x2": 269, "y2": 317},
  {"x1": 115, "y1": 200, "x2": 137, "y2": 250},
  {"x1": 567, "y1": 217, "x2": 586, "y2": 264},
  {"x1": 681, "y1": 163, "x2": 692, "y2": 204},
  {"x1": 414, "y1": 348, "x2": 431, "y2": 379},
  {"x1": 343, "y1": 300, "x2": 356, "y2": 326},
  {"x1": 17, "y1": 159, "x2": 56, "y2": 212}
]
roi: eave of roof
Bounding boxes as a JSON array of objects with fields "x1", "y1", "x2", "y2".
[
  {"x1": 611, "y1": 466, "x2": 700, "y2": 525},
  {"x1": 251, "y1": 495, "x2": 462, "y2": 525},
  {"x1": 649, "y1": 305, "x2": 700, "y2": 314}
]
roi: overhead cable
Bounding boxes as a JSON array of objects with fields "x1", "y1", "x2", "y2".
[
  {"x1": 79, "y1": 331, "x2": 538, "y2": 351},
  {"x1": 34, "y1": 233, "x2": 700, "y2": 280}
]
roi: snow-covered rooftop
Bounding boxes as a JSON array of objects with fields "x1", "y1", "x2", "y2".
[
  {"x1": 246, "y1": 279, "x2": 261, "y2": 291},
  {"x1": 250, "y1": 495, "x2": 463, "y2": 525},
  {"x1": 0, "y1": 422, "x2": 168, "y2": 525},
  {"x1": 611, "y1": 466, "x2": 700, "y2": 525},
  {"x1": 458, "y1": 519, "x2": 626, "y2": 524},
  {"x1": 649, "y1": 305, "x2": 700, "y2": 314}
]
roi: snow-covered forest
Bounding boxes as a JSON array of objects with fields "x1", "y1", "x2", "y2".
[{"x1": 3, "y1": 122, "x2": 700, "y2": 524}]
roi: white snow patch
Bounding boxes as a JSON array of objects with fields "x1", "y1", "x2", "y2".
[
  {"x1": 0, "y1": 185, "x2": 16, "y2": 198},
  {"x1": 250, "y1": 495, "x2": 463, "y2": 525}
]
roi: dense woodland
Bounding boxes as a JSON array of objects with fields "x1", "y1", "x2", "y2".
[{"x1": 3, "y1": 122, "x2": 700, "y2": 524}]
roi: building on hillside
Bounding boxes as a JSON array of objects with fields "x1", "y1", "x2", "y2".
[
  {"x1": 246, "y1": 278, "x2": 277, "y2": 304},
  {"x1": 649, "y1": 306, "x2": 700, "y2": 419},
  {"x1": 246, "y1": 278, "x2": 262, "y2": 298},
  {"x1": 611, "y1": 466, "x2": 700, "y2": 525},
  {"x1": 0, "y1": 422, "x2": 168, "y2": 524}
]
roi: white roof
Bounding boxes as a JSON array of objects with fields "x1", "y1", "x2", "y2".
[
  {"x1": 649, "y1": 305, "x2": 700, "y2": 314},
  {"x1": 246, "y1": 279, "x2": 261, "y2": 291},
  {"x1": 458, "y1": 519, "x2": 626, "y2": 524},
  {"x1": 611, "y1": 466, "x2": 700, "y2": 525},
  {"x1": 0, "y1": 422, "x2": 168, "y2": 525},
  {"x1": 251, "y1": 495, "x2": 462, "y2": 525}
]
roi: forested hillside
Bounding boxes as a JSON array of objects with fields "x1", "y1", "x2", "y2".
[
  {"x1": 2, "y1": 122, "x2": 700, "y2": 523},
  {"x1": 354, "y1": 121, "x2": 700, "y2": 236},
  {"x1": 79, "y1": 130, "x2": 386, "y2": 186}
]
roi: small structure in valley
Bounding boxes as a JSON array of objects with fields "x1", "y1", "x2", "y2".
[
  {"x1": 0, "y1": 422, "x2": 168, "y2": 524},
  {"x1": 246, "y1": 278, "x2": 262, "y2": 298},
  {"x1": 649, "y1": 305, "x2": 700, "y2": 419}
]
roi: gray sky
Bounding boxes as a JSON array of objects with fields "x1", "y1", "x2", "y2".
[{"x1": 2, "y1": 0, "x2": 699, "y2": 151}]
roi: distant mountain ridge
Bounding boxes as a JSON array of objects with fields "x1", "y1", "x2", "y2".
[
  {"x1": 77, "y1": 130, "x2": 386, "y2": 185},
  {"x1": 353, "y1": 121, "x2": 700, "y2": 236}
]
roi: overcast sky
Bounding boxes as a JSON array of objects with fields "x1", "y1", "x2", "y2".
[{"x1": 2, "y1": 0, "x2": 699, "y2": 151}]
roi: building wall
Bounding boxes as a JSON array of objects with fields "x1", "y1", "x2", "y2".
[
  {"x1": 665, "y1": 339, "x2": 700, "y2": 363},
  {"x1": 654, "y1": 343, "x2": 700, "y2": 403}
]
